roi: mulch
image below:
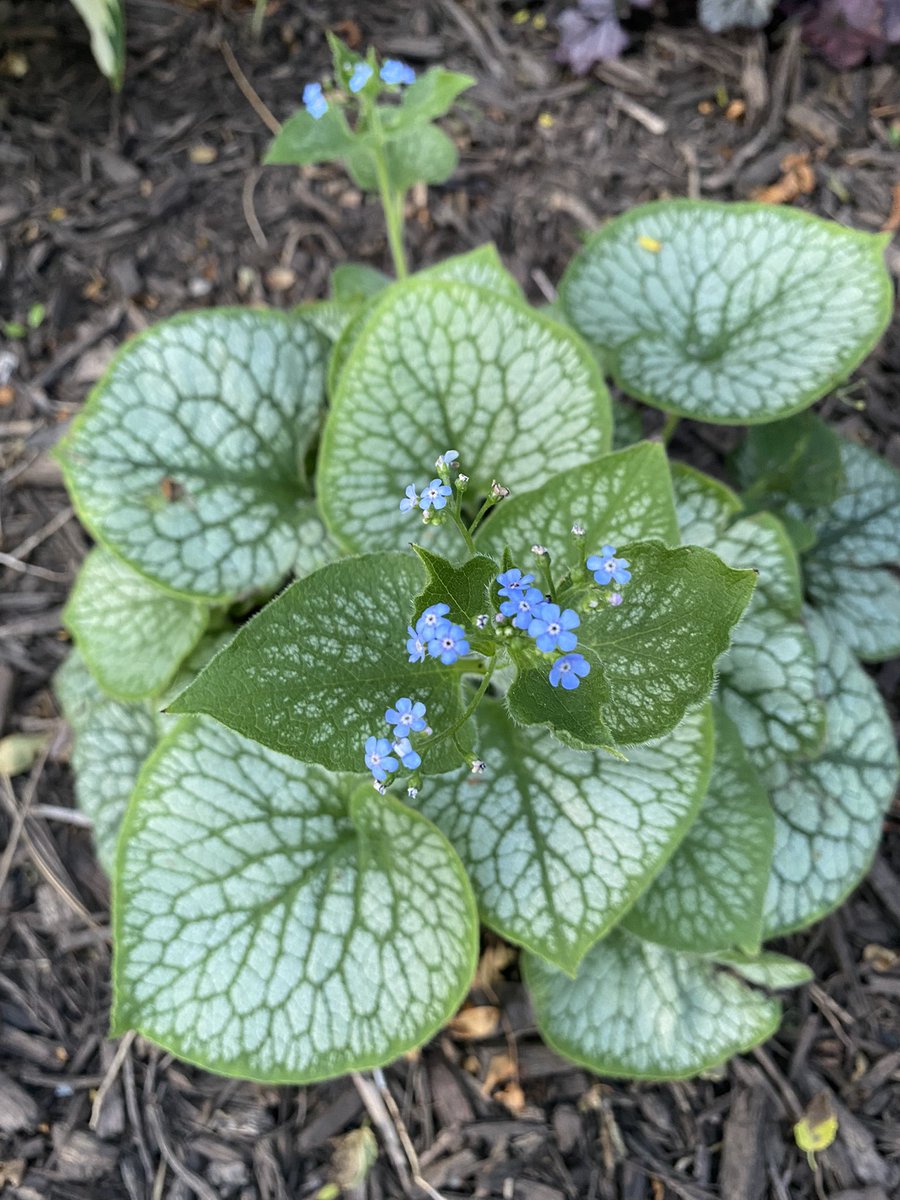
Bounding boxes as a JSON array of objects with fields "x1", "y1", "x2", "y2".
[{"x1": 1, "y1": 2, "x2": 898, "y2": 1197}]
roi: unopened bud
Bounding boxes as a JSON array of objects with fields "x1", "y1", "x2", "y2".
[
  {"x1": 609, "y1": 592, "x2": 623, "y2": 607},
  {"x1": 491, "y1": 481, "x2": 510, "y2": 499},
  {"x1": 373, "y1": 780, "x2": 387, "y2": 795},
  {"x1": 470, "y1": 759, "x2": 487, "y2": 774},
  {"x1": 476, "y1": 614, "x2": 489, "y2": 629},
  {"x1": 407, "y1": 786, "x2": 419, "y2": 800},
  {"x1": 531, "y1": 544, "x2": 548, "y2": 557},
  {"x1": 571, "y1": 522, "x2": 585, "y2": 537}
]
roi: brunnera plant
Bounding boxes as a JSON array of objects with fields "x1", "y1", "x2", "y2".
[{"x1": 53, "y1": 38, "x2": 899, "y2": 1085}]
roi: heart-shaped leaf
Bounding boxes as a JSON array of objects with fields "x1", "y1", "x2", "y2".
[
  {"x1": 523, "y1": 928, "x2": 781, "y2": 1080},
  {"x1": 762, "y1": 608, "x2": 899, "y2": 937},
  {"x1": 560, "y1": 200, "x2": 892, "y2": 424},
  {"x1": 414, "y1": 702, "x2": 712, "y2": 973},
  {"x1": 623, "y1": 706, "x2": 774, "y2": 954},
  {"x1": 318, "y1": 278, "x2": 612, "y2": 552},
  {"x1": 56, "y1": 309, "x2": 328, "y2": 601},
  {"x1": 170, "y1": 553, "x2": 464, "y2": 773},
  {"x1": 63, "y1": 548, "x2": 208, "y2": 701},
  {"x1": 112, "y1": 717, "x2": 478, "y2": 1082}
]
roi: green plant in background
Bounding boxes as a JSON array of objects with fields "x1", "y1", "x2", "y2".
[
  {"x1": 69, "y1": 0, "x2": 125, "y2": 88},
  {"x1": 53, "y1": 38, "x2": 899, "y2": 1085}
]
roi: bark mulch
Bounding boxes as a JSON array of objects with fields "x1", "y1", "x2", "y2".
[{"x1": 1, "y1": 2, "x2": 898, "y2": 1197}]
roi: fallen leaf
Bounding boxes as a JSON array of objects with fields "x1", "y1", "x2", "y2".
[
  {"x1": 0, "y1": 733, "x2": 50, "y2": 777},
  {"x1": 482, "y1": 1052, "x2": 517, "y2": 1095},
  {"x1": 794, "y1": 1092, "x2": 838, "y2": 1168},
  {"x1": 863, "y1": 943, "x2": 900, "y2": 972},
  {"x1": 329, "y1": 1127, "x2": 377, "y2": 1190},
  {"x1": 449, "y1": 1005, "x2": 500, "y2": 1040},
  {"x1": 473, "y1": 942, "x2": 517, "y2": 992},
  {"x1": 752, "y1": 152, "x2": 815, "y2": 205},
  {"x1": 495, "y1": 1081, "x2": 526, "y2": 1113}
]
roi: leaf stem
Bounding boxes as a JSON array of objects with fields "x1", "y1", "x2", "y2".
[{"x1": 659, "y1": 413, "x2": 680, "y2": 445}]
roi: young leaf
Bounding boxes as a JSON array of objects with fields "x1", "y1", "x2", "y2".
[
  {"x1": 56, "y1": 309, "x2": 328, "y2": 601},
  {"x1": 169, "y1": 554, "x2": 464, "y2": 773},
  {"x1": 733, "y1": 411, "x2": 845, "y2": 511},
  {"x1": 70, "y1": 0, "x2": 125, "y2": 88},
  {"x1": 414, "y1": 702, "x2": 712, "y2": 974},
  {"x1": 714, "y1": 950, "x2": 813, "y2": 990},
  {"x1": 346, "y1": 125, "x2": 459, "y2": 191},
  {"x1": 385, "y1": 67, "x2": 476, "y2": 127},
  {"x1": 576, "y1": 541, "x2": 755, "y2": 745},
  {"x1": 264, "y1": 107, "x2": 357, "y2": 167},
  {"x1": 63, "y1": 548, "x2": 208, "y2": 701},
  {"x1": 112, "y1": 717, "x2": 478, "y2": 1083},
  {"x1": 330, "y1": 263, "x2": 391, "y2": 304},
  {"x1": 762, "y1": 608, "x2": 899, "y2": 937},
  {"x1": 411, "y1": 547, "x2": 497, "y2": 628},
  {"x1": 799, "y1": 439, "x2": 900, "y2": 662},
  {"x1": 623, "y1": 706, "x2": 774, "y2": 955},
  {"x1": 318, "y1": 278, "x2": 613, "y2": 553},
  {"x1": 523, "y1": 928, "x2": 781, "y2": 1080},
  {"x1": 55, "y1": 650, "x2": 162, "y2": 875},
  {"x1": 560, "y1": 200, "x2": 893, "y2": 424},
  {"x1": 476, "y1": 442, "x2": 680, "y2": 564}
]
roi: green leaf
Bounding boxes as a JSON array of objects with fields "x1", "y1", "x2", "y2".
[
  {"x1": 717, "y1": 604, "x2": 825, "y2": 769},
  {"x1": 347, "y1": 125, "x2": 459, "y2": 191},
  {"x1": 799, "y1": 439, "x2": 900, "y2": 662},
  {"x1": 523, "y1": 928, "x2": 781, "y2": 1080},
  {"x1": 170, "y1": 553, "x2": 463, "y2": 773},
  {"x1": 714, "y1": 950, "x2": 813, "y2": 990},
  {"x1": 297, "y1": 299, "x2": 360, "y2": 344},
  {"x1": 416, "y1": 245, "x2": 523, "y2": 301},
  {"x1": 623, "y1": 707, "x2": 773, "y2": 954},
  {"x1": 69, "y1": 0, "x2": 125, "y2": 88},
  {"x1": 112, "y1": 717, "x2": 478, "y2": 1083},
  {"x1": 330, "y1": 263, "x2": 390, "y2": 304},
  {"x1": 733, "y1": 412, "x2": 845, "y2": 510},
  {"x1": 560, "y1": 200, "x2": 893, "y2": 424},
  {"x1": 415, "y1": 702, "x2": 712, "y2": 973},
  {"x1": 506, "y1": 646, "x2": 614, "y2": 753},
  {"x1": 385, "y1": 67, "x2": 476, "y2": 128},
  {"x1": 319, "y1": 278, "x2": 612, "y2": 552},
  {"x1": 55, "y1": 650, "x2": 161, "y2": 875},
  {"x1": 476, "y1": 443, "x2": 680, "y2": 565},
  {"x1": 56, "y1": 309, "x2": 328, "y2": 602},
  {"x1": 264, "y1": 108, "x2": 356, "y2": 167},
  {"x1": 805, "y1": 561, "x2": 900, "y2": 662},
  {"x1": 672, "y1": 463, "x2": 824, "y2": 766},
  {"x1": 612, "y1": 399, "x2": 644, "y2": 450},
  {"x1": 575, "y1": 541, "x2": 755, "y2": 745},
  {"x1": 293, "y1": 501, "x2": 341, "y2": 578},
  {"x1": 762, "y1": 607, "x2": 899, "y2": 937},
  {"x1": 411, "y1": 547, "x2": 497, "y2": 629},
  {"x1": 63, "y1": 548, "x2": 208, "y2": 701}
]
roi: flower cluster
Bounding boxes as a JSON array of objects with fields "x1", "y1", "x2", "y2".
[
  {"x1": 586, "y1": 545, "x2": 631, "y2": 607},
  {"x1": 399, "y1": 450, "x2": 460, "y2": 518},
  {"x1": 498, "y1": 569, "x2": 590, "y2": 690},
  {"x1": 407, "y1": 604, "x2": 470, "y2": 666},
  {"x1": 303, "y1": 58, "x2": 417, "y2": 120},
  {"x1": 364, "y1": 697, "x2": 429, "y2": 793}
]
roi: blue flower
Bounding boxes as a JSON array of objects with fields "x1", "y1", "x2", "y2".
[
  {"x1": 497, "y1": 568, "x2": 535, "y2": 598},
  {"x1": 420, "y1": 479, "x2": 453, "y2": 511},
  {"x1": 500, "y1": 587, "x2": 546, "y2": 630},
  {"x1": 528, "y1": 603, "x2": 580, "y2": 653},
  {"x1": 365, "y1": 735, "x2": 398, "y2": 781},
  {"x1": 399, "y1": 484, "x2": 419, "y2": 513},
  {"x1": 416, "y1": 603, "x2": 450, "y2": 637},
  {"x1": 549, "y1": 653, "x2": 591, "y2": 690},
  {"x1": 380, "y1": 59, "x2": 417, "y2": 85},
  {"x1": 428, "y1": 622, "x2": 470, "y2": 665},
  {"x1": 437, "y1": 448, "x2": 459, "y2": 468},
  {"x1": 348, "y1": 63, "x2": 374, "y2": 93},
  {"x1": 386, "y1": 698, "x2": 427, "y2": 737},
  {"x1": 406, "y1": 625, "x2": 426, "y2": 663},
  {"x1": 587, "y1": 545, "x2": 631, "y2": 587},
  {"x1": 302, "y1": 82, "x2": 328, "y2": 120},
  {"x1": 392, "y1": 737, "x2": 422, "y2": 770}
]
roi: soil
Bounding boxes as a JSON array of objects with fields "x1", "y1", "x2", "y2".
[{"x1": 1, "y1": 2, "x2": 899, "y2": 1198}]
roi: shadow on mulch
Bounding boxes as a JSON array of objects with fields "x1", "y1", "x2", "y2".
[{"x1": 1, "y1": 2, "x2": 898, "y2": 1197}]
